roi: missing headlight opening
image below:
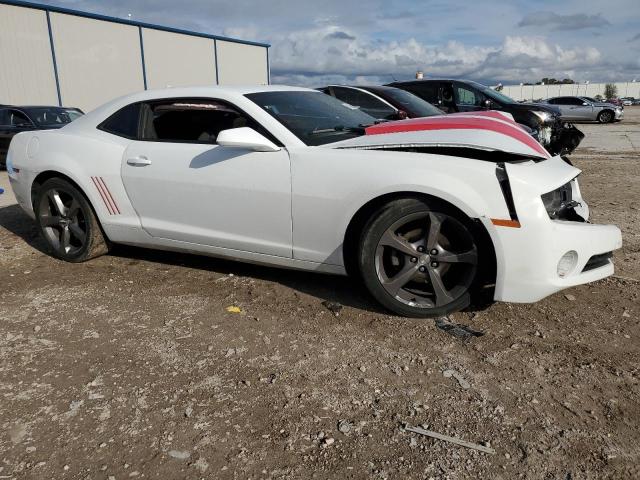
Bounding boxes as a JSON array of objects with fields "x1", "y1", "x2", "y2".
[{"x1": 541, "y1": 181, "x2": 586, "y2": 222}]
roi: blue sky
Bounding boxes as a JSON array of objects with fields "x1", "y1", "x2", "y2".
[{"x1": 38, "y1": 0, "x2": 640, "y2": 86}]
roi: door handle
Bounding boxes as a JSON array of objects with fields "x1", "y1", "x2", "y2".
[{"x1": 126, "y1": 156, "x2": 151, "y2": 167}]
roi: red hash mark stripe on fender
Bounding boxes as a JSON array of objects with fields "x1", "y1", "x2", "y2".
[
  {"x1": 91, "y1": 176, "x2": 120, "y2": 215},
  {"x1": 365, "y1": 115, "x2": 551, "y2": 158}
]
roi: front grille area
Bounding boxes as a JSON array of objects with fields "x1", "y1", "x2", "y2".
[{"x1": 582, "y1": 252, "x2": 613, "y2": 273}]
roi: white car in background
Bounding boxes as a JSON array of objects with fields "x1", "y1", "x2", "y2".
[{"x1": 7, "y1": 86, "x2": 622, "y2": 317}]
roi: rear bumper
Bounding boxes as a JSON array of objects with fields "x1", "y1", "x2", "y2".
[
  {"x1": 8, "y1": 167, "x2": 36, "y2": 219},
  {"x1": 489, "y1": 218, "x2": 622, "y2": 302}
]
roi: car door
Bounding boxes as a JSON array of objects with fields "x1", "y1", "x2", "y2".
[
  {"x1": 552, "y1": 97, "x2": 577, "y2": 120},
  {"x1": 330, "y1": 87, "x2": 398, "y2": 119},
  {"x1": 452, "y1": 82, "x2": 485, "y2": 113},
  {"x1": 565, "y1": 97, "x2": 593, "y2": 120},
  {"x1": 119, "y1": 98, "x2": 293, "y2": 258}
]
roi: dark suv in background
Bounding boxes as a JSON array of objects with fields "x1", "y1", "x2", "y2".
[{"x1": 387, "y1": 79, "x2": 584, "y2": 156}]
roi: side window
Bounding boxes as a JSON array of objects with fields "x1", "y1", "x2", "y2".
[
  {"x1": 454, "y1": 85, "x2": 482, "y2": 106},
  {"x1": 9, "y1": 110, "x2": 32, "y2": 127},
  {"x1": 547, "y1": 98, "x2": 559, "y2": 105},
  {"x1": 569, "y1": 97, "x2": 585, "y2": 105},
  {"x1": 138, "y1": 99, "x2": 257, "y2": 144},
  {"x1": 333, "y1": 87, "x2": 377, "y2": 108},
  {"x1": 99, "y1": 103, "x2": 141, "y2": 139},
  {"x1": 403, "y1": 83, "x2": 439, "y2": 103},
  {"x1": 332, "y1": 87, "x2": 396, "y2": 119}
]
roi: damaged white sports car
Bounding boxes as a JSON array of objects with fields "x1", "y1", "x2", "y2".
[{"x1": 7, "y1": 86, "x2": 622, "y2": 317}]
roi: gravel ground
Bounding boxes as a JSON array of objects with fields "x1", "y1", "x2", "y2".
[{"x1": 1, "y1": 108, "x2": 639, "y2": 480}]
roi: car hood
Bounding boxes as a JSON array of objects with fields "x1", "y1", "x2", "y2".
[
  {"x1": 512, "y1": 102, "x2": 561, "y2": 115},
  {"x1": 34, "y1": 124, "x2": 68, "y2": 130},
  {"x1": 328, "y1": 112, "x2": 551, "y2": 159}
]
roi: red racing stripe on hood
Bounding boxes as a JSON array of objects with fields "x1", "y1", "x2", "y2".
[{"x1": 365, "y1": 115, "x2": 550, "y2": 158}]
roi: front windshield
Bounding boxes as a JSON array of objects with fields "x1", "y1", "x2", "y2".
[
  {"x1": 23, "y1": 107, "x2": 83, "y2": 127},
  {"x1": 245, "y1": 91, "x2": 376, "y2": 146},
  {"x1": 376, "y1": 88, "x2": 444, "y2": 117},
  {"x1": 472, "y1": 83, "x2": 517, "y2": 105},
  {"x1": 583, "y1": 97, "x2": 597, "y2": 103}
]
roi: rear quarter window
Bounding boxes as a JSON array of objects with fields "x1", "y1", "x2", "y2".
[{"x1": 98, "y1": 103, "x2": 141, "y2": 139}]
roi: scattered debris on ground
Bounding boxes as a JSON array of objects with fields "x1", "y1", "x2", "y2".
[
  {"x1": 321, "y1": 300, "x2": 343, "y2": 316},
  {"x1": 435, "y1": 316, "x2": 484, "y2": 339},
  {"x1": 443, "y1": 368, "x2": 471, "y2": 389},
  {"x1": 405, "y1": 425, "x2": 496, "y2": 454}
]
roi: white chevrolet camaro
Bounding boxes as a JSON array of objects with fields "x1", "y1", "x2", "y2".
[{"x1": 7, "y1": 86, "x2": 622, "y2": 317}]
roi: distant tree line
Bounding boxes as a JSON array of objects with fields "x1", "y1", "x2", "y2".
[{"x1": 521, "y1": 78, "x2": 576, "y2": 86}]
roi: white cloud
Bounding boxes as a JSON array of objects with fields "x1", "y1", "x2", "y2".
[{"x1": 266, "y1": 28, "x2": 607, "y2": 87}]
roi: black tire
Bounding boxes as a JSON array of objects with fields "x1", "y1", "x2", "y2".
[
  {"x1": 358, "y1": 198, "x2": 479, "y2": 318},
  {"x1": 597, "y1": 110, "x2": 613, "y2": 123},
  {"x1": 34, "y1": 177, "x2": 109, "y2": 262}
]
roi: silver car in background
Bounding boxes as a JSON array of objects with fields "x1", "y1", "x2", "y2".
[{"x1": 543, "y1": 96, "x2": 623, "y2": 123}]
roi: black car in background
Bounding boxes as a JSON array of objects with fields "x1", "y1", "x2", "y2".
[
  {"x1": 318, "y1": 85, "x2": 445, "y2": 120},
  {"x1": 386, "y1": 79, "x2": 584, "y2": 156},
  {"x1": 0, "y1": 105, "x2": 83, "y2": 168},
  {"x1": 319, "y1": 84, "x2": 542, "y2": 143}
]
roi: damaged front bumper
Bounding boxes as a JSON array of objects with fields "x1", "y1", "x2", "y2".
[
  {"x1": 485, "y1": 156, "x2": 622, "y2": 303},
  {"x1": 546, "y1": 121, "x2": 584, "y2": 156}
]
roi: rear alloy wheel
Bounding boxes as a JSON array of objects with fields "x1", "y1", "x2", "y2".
[
  {"x1": 359, "y1": 198, "x2": 478, "y2": 317},
  {"x1": 597, "y1": 110, "x2": 613, "y2": 123},
  {"x1": 35, "y1": 178, "x2": 109, "y2": 262}
]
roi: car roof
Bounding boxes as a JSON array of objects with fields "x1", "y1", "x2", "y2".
[
  {"x1": 388, "y1": 78, "x2": 461, "y2": 84},
  {"x1": 352, "y1": 85, "x2": 401, "y2": 92},
  {"x1": 120, "y1": 84, "x2": 313, "y2": 101},
  {"x1": 61, "y1": 84, "x2": 323, "y2": 137}
]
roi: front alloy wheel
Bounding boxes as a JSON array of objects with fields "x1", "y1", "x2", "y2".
[
  {"x1": 598, "y1": 110, "x2": 613, "y2": 123},
  {"x1": 359, "y1": 199, "x2": 479, "y2": 317}
]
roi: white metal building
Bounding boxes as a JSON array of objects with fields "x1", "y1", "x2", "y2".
[
  {"x1": 500, "y1": 82, "x2": 640, "y2": 102},
  {"x1": 0, "y1": 0, "x2": 270, "y2": 112}
]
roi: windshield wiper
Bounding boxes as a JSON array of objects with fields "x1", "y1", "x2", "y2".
[{"x1": 310, "y1": 125, "x2": 366, "y2": 135}]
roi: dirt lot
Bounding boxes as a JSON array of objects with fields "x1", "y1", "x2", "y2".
[{"x1": 1, "y1": 108, "x2": 639, "y2": 480}]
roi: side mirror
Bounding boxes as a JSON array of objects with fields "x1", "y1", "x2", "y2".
[
  {"x1": 396, "y1": 110, "x2": 408, "y2": 120},
  {"x1": 483, "y1": 99, "x2": 492, "y2": 109},
  {"x1": 582, "y1": 102, "x2": 590, "y2": 106},
  {"x1": 216, "y1": 127, "x2": 281, "y2": 152}
]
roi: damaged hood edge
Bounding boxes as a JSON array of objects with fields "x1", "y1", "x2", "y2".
[{"x1": 327, "y1": 128, "x2": 550, "y2": 160}]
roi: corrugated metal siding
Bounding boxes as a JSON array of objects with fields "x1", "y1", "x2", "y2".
[
  {"x1": 49, "y1": 12, "x2": 144, "y2": 111},
  {"x1": 141, "y1": 28, "x2": 217, "y2": 89},
  {"x1": 0, "y1": 4, "x2": 58, "y2": 105},
  {"x1": 216, "y1": 40, "x2": 268, "y2": 86},
  {"x1": 502, "y1": 82, "x2": 640, "y2": 101}
]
